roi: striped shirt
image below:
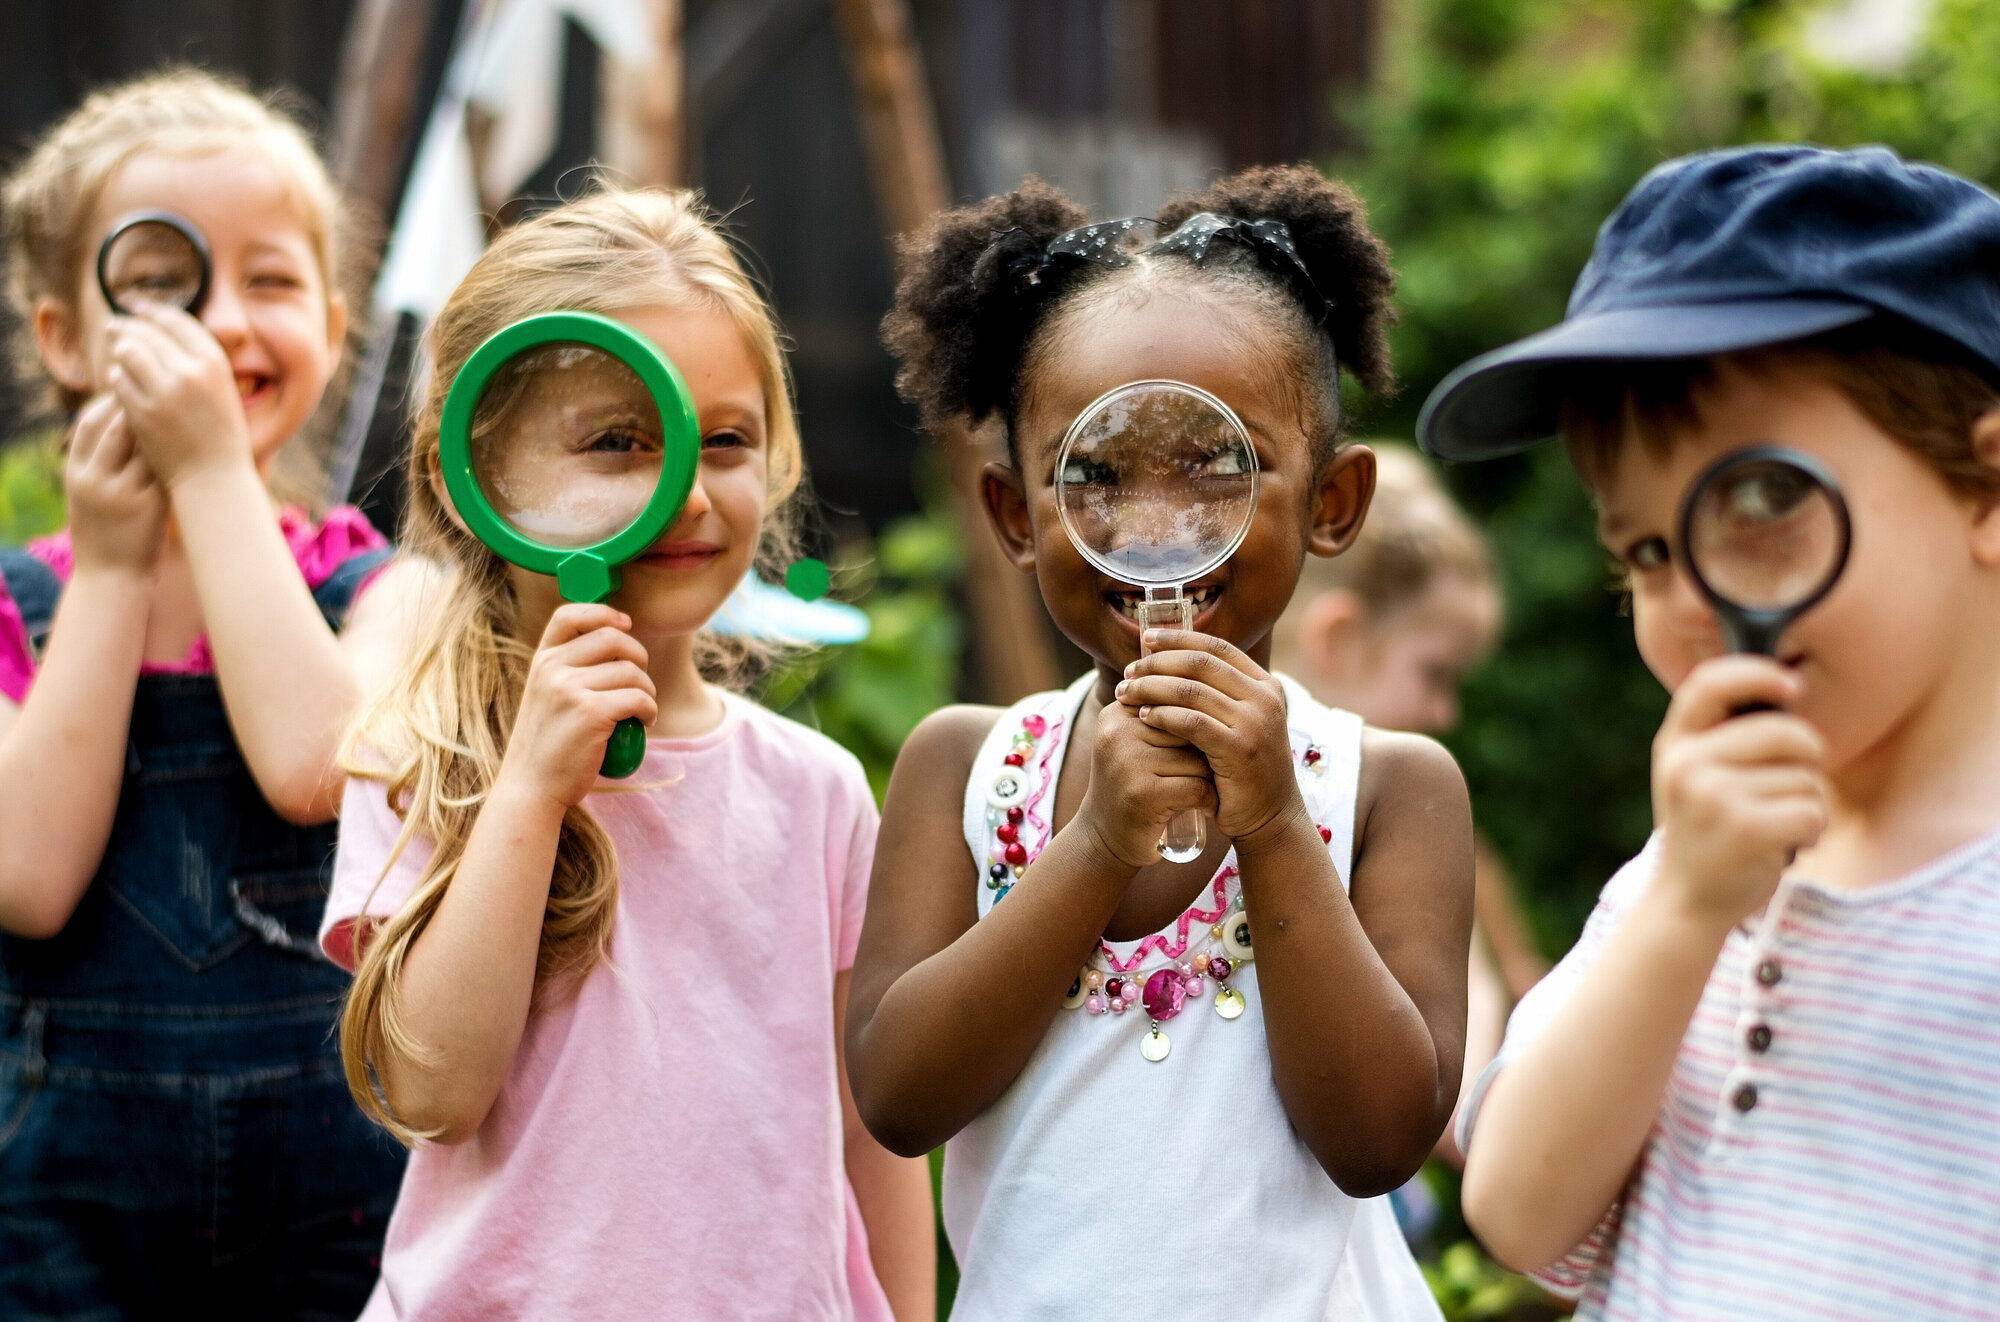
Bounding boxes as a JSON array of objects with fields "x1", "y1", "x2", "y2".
[{"x1": 1461, "y1": 828, "x2": 2000, "y2": 1320}]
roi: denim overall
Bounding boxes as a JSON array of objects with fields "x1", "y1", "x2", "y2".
[{"x1": 0, "y1": 548, "x2": 405, "y2": 1321}]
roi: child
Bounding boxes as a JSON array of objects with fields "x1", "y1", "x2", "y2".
[
  {"x1": 1271, "y1": 442, "x2": 1544, "y2": 1186},
  {"x1": 323, "y1": 187, "x2": 934, "y2": 1320},
  {"x1": 0, "y1": 71, "x2": 413, "y2": 1314},
  {"x1": 848, "y1": 166, "x2": 1473, "y2": 1318},
  {"x1": 1422, "y1": 145, "x2": 2000, "y2": 1319}
]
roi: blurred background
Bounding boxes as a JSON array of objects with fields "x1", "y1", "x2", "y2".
[{"x1": 2, "y1": 0, "x2": 1996, "y2": 1316}]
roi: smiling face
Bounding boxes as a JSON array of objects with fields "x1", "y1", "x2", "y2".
[
  {"x1": 498, "y1": 301, "x2": 771, "y2": 646},
  {"x1": 991, "y1": 284, "x2": 1369, "y2": 674},
  {"x1": 1593, "y1": 359, "x2": 2000, "y2": 776},
  {"x1": 45, "y1": 146, "x2": 344, "y2": 474}
]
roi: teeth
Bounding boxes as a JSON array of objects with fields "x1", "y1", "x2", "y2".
[{"x1": 1110, "y1": 584, "x2": 1219, "y2": 622}]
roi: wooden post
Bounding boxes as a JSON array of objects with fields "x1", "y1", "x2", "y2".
[
  {"x1": 833, "y1": 0, "x2": 1064, "y2": 702},
  {"x1": 601, "y1": 0, "x2": 685, "y2": 187}
]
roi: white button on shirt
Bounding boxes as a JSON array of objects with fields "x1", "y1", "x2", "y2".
[{"x1": 1462, "y1": 829, "x2": 2000, "y2": 1321}]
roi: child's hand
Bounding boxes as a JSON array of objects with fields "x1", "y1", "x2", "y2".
[
  {"x1": 1075, "y1": 690, "x2": 1218, "y2": 869},
  {"x1": 1651, "y1": 656, "x2": 1828, "y2": 930},
  {"x1": 497, "y1": 604, "x2": 659, "y2": 810},
  {"x1": 65, "y1": 393, "x2": 167, "y2": 575},
  {"x1": 1116, "y1": 629, "x2": 1304, "y2": 852},
  {"x1": 103, "y1": 304, "x2": 252, "y2": 488}
]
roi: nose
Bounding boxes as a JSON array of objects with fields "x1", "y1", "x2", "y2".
[{"x1": 667, "y1": 466, "x2": 713, "y2": 531}]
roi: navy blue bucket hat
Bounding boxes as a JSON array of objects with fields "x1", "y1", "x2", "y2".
[{"x1": 1417, "y1": 144, "x2": 2000, "y2": 462}]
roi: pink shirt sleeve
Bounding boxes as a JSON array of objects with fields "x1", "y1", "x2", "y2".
[
  {"x1": 835, "y1": 762, "x2": 879, "y2": 972},
  {"x1": 0, "y1": 579, "x2": 31, "y2": 705},
  {"x1": 320, "y1": 772, "x2": 437, "y2": 971}
]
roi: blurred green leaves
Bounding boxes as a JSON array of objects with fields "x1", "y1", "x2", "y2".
[{"x1": 0, "y1": 431, "x2": 62, "y2": 546}]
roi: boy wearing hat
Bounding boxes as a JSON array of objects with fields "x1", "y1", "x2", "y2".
[{"x1": 1422, "y1": 145, "x2": 2000, "y2": 1319}]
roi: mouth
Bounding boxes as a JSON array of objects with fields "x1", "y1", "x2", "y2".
[
  {"x1": 235, "y1": 373, "x2": 274, "y2": 404},
  {"x1": 1106, "y1": 581, "x2": 1221, "y2": 627},
  {"x1": 637, "y1": 541, "x2": 723, "y2": 571}
]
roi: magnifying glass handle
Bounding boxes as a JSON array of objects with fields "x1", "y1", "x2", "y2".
[{"x1": 602, "y1": 716, "x2": 647, "y2": 779}]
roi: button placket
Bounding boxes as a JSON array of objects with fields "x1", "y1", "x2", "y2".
[{"x1": 1718, "y1": 888, "x2": 1795, "y2": 1141}]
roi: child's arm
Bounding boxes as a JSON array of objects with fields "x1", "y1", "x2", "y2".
[
  {"x1": 835, "y1": 969, "x2": 937, "y2": 1320},
  {"x1": 372, "y1": 603, "x2": 657, "y2": 1143},
  {"x1": 106, "y1": 307, "x2": 358, "y2": 824},
  {"x1": 1120, "y1": 629, "x2": 1475, "y2": 1195},
  {"x1": 1460, "y1": 657, "x2": 1824, "y2": 1271},
  {"x1": 845, "y1": 697, "x2": 1217, "y2": 1155},
  {"x1": 0, "y1": 398, "x2": 164, "y2": 937}
]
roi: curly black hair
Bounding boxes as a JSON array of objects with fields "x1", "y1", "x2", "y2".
[{"x1": 882, "y1": 164, "x2": 1396, "y2": 459}]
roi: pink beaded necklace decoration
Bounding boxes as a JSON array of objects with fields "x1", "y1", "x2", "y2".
[{"x1": 980, "y1": 700, "x2": 1332, "y2": 1062}]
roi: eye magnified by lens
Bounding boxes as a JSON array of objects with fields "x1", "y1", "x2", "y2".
[
  {"x1": 1679, "y1": 447, "x2": 1851, "y2": 657},
  {"x1": 468, "y1": 342, "x2": 667, "y2": 550},
  {"x1": 96, "y1": 213, "x2": 210, "y2": 316}
]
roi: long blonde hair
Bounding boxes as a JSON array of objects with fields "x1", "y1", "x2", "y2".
[
  {"x1": 1, "y1": 67, "x2": 349, "y2": 505},
  {"x1": 340, "y1": 187, "x2": 804, "y2": 1143}
]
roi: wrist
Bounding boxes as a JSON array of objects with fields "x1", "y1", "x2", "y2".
[
  {"x1": 1637, "y1": 863, "x2": 1743, "y2": 948},
  {"x1": 1232, "y1": 797, "x2": 1315, "y2": 861},
  {"x1": 487, "y1": 763, "x2": 574, "y2": 830},
  {"x1": 63, "y1": 559, "x2": 154, "y2": 599}
]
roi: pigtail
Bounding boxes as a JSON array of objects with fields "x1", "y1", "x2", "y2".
[
  {"x1": 882, "y1": 177, "x2": 1090, "y2": 429},
  {"x1": 1157, "y1": 164, "x2": 1398, "y2": 399}
]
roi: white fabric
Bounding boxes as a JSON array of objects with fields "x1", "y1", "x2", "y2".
[{"x1": 943, "y1": 672, "x2": 1440, "y2": 1321}]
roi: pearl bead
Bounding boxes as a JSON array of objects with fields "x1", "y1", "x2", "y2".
[
  {"x1": 1085, "y1": 995, "x2": 1106, "y2": 1015},
  {"x1": 1085, "y1": 970, "x2": 1103, "y2": 991}
]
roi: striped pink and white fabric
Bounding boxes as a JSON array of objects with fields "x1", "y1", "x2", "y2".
[{"x1": 1461, "y1": 829, "x2": 2000, "y2": 1320}]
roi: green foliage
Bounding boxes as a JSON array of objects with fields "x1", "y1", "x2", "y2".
[
  {"x1": 762, "y1": 509, "x2": 965, "y2": 801},
  {"x1": 1425, "y1": 1241, "x2": 1556, "y2": 1321},
  {"x1": 1336, "y1": 0, "x2": 2000, "y2": 956},
  {"x1": 0, "y1": 433, "x2": 64, "y2": 546}
]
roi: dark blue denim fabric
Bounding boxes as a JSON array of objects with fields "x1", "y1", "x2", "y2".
[{"x1": 0, "y1": 548, "x2": 404, "y2": 1320}]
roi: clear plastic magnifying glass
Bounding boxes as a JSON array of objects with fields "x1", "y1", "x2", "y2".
[
  {"x1": 97, "y1": 211, "x2": 210, "y2": 316},
  {"x1": 1055, "y1": 380, "x2": 1259, "y2": 863},
  {"x1": 1678, "y1": 445, "x2": 1851, "y2": 662},
  {"x1": 439, "y1": 312, "x2": 700, "y2": 778}
]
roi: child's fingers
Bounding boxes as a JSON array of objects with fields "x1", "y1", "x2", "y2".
[
  {"x1": 1662, "y1": 656, "x2": 1801, "y2": 736},
  {"x1": 537, "y1": 603, "x2": 635, "y2": 650},
  {"x1": 564, "y1": 659, "x2": 658, "y2": 700},
  {"x1": 543, "y1": 625, "x2": 651, "y2": 677},
  {"x1": 66, "y1": 395, "x2": 117, "y2": 469},
  {"x1": 1130, "y1": 630, "x2": 1269, "y2": 692},
  {"x1": 589, "y1": 684, "x2": 658, "y2": 731},
  {"x1": 137, "y1": 301, "x2": 216, "y2": 356},
  {"x1": 1133, "y1": 701, "x2": 1231, "y2": 752},
  {"x1": 1693, "y1": 711, "x2": 1825, "y2": 769},
  {"x1": 1115, "y1": 672, "x2": 1238, "y2": 725}
]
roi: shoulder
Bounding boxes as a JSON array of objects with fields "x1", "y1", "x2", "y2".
[
  {"x1": 899, "y1": 702, "x2": 1007, "y2": 781},
  {"x1": 1357, "y1": 727, "x2": 1470, "y2": 817},
  {"x1": 727, "y1": 694, "x2": 876, "y2": 799}
]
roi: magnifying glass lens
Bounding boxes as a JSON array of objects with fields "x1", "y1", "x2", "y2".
[
  {"x1": 1057, "y1": 385, "x2": 1257, "y2": 584},
  {"x1": 1686, "y1": 458, "x2": 1844, "y2": 613},
  {"x1": 469, "y1": 342, "x2": 666, "y2": 549},
  {"x1": 100, "y1": 220, "x2": 206, "y2": 314}
]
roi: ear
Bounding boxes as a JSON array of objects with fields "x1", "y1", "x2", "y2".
[
  {"x1": 980, "y1": 461, "x2": 1038, "y2": 573},
  {"x1": 1307, "y1": 443, "x2": 1377, "y2": 557},
  {"x1": 427, "y1": 454, "x2": 474, "y2": 537},
  {"x1": 1297, "y1": 587, "x2": 1370, "y2": 683},
  {"x1": 32, "y1": 297, "x2": 92, "y2": 396},
  {"x1": 1972, "y1": 408, "x2": 2000, "y2": 567}
]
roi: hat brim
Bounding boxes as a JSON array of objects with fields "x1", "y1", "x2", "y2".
[{"x1": 1416, "y1": 298, "x2": 1876, "y2": 462}]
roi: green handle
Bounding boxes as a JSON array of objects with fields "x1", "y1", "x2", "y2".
[{"x1": 602, "y1": 717, "x2": 648, "y2": 779}]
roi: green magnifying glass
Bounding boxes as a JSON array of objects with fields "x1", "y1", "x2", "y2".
[{"x1": 439, "y1": 311, "x2": 700, "y2": 778}]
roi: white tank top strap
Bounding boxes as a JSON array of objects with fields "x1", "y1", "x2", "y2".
[{"x1": 962, "y1": 673, "x2": 1094, "y2": 913}]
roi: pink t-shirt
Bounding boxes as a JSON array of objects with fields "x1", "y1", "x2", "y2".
[
  {"x1": 0, "y1": 506, "x2": 386, "y2": 703},
  {"x1": 321, "y1": 693, "x2": 892, "y2": 1322}
]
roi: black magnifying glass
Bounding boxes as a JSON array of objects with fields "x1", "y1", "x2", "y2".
[
  {"x1": 96, "y1": 211, "x2": 211, "y2": 317},
  {"x1": 1677, "y1": 445, "x2": 1851, "y2": 662}
]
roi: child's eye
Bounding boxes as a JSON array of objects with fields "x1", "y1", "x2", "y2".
[
  {"x1": 1058, "y1": 457, "x2": 1118, "y2": 486},
  {"x1": 703, "y1": 429, "x2": 748, "y2": 450},
  {"x1": 1193, "y1": 449, "x2": 1247, "y2": 477},
  {"x1": 1624, "y1": 536, "x2": 1670, "y2": 571},
  {"x1": 584, "y1": 428, "x2": 652, "y2": 454}
]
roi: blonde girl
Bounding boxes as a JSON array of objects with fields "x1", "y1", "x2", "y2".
[
  {"x1": 0, "y1": 70, "x2": 414, "y2": 1316},
  {"x1": 319, "y1": 187, "x2": 934, "y2": 1321}
]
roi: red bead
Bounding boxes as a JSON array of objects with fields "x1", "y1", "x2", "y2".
[
  {"x1": 1007, "y1": 806, "x2": 1024, "y2": 825},
  {"x1": 1024, "y1": 715, "x2": 1047, "y2": 738},
  {"x1": 1304, "y1": 747, "x2": 1321, "y2": 764},
  {"x1": 1104, "y1": 978, "x2": 1123, "y2": 997},
  {"x1": 1004, "y1": 841, "x2": 1028, "y2": 866},
  {"x1": 1318, "y1": 826, "x2": 1332, "y2": 843},
  {"x1": 1210, "y1": 957, "x2": 1231, "y2": 981},
  {"x1": 1004, "y1": 752, "x2": 1025, "y2": 767},
  {"x1": 996, "y1": 822, "x2": 1019, "y2": 844}
]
